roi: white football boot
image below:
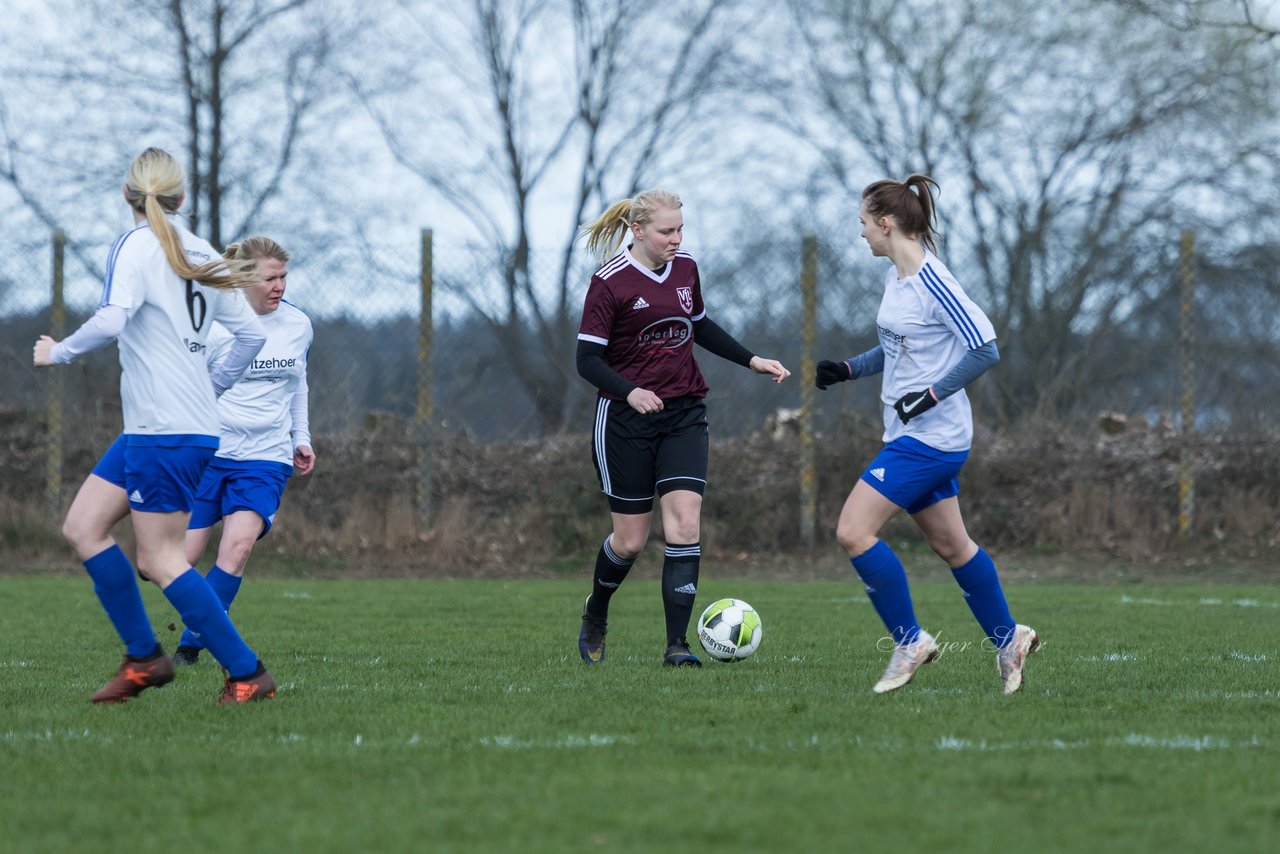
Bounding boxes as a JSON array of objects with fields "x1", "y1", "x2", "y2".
[
  {"x1": 997, "y1": 624, "x2": 1041, "y2": 694},
  {"x1": 873, "y1": 629, "x2": 939, "y2": 694}
]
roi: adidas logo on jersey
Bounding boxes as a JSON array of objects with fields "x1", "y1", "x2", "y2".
[
  {"x1": 129, "y1": 490, "x2": 144, "y2": 503},
  {"x1": 673, "y1": 582, "x2": 697, "y2": 594},
  {"x1": 870, "y1": 468, "x2": 886, "y2": 482},
  {"x1": 632, "y1": 296, "x2": 650, "y2": 310}
]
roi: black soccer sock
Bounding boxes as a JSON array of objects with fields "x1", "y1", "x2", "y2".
[
  {"x1": 587, "y1": 536, "x2": 635, "y2": 619},
  {"x1": 661, "y1": 542, "x2": 701, "y2": 645}
]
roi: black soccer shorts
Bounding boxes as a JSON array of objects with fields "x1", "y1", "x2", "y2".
[{"x1": 590, "y1": 394, "x2": 709, "y2": 514}]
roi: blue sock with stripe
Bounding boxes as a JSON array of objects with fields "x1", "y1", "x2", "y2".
[
  {"x1": 850, "y1": 540, "x2": 921, "y2": 645},
  {"x1": 179, "y1": 564, "x2": 242, "y2": 650},
  {"x1": 163, "y1": 569, "x2": 258, "y2": 678},
  {"x1": 951, "y1": 548, "x2": 1016, "y2": 648},
  {"x1": 84, "y1": 545, "x2": 158, "y2": 658}
]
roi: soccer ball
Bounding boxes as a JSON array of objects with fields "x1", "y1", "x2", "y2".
[{"x1": 697, "y1": 598, "x2": 762, "y2": 662}]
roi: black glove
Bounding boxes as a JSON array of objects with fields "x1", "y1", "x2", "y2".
[
  {"x1": 893, "y1": 389, "x2": 938, "y2": 423},
  {"x1": 815, "y1": 359, "x2": 852, "y2": 390}
]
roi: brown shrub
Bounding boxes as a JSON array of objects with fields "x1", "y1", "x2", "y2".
[{"x1": 4, "y1": 408, "x2": 1278, "y2": 576}]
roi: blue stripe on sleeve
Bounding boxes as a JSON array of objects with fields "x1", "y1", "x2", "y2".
[
  {"x1": 100, "y1": 225, "x2": 146, "y2": 308},
  {"x1": 920, "y1": 263, "x2": 984, "y2": 348}
]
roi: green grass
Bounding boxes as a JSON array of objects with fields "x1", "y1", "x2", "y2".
[{"x1": 1, "y1": 577, "x2": 1278, "y2": 853}]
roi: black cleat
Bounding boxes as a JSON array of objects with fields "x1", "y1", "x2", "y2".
[
  {"x1": 578, "y1": 597, "x2": 607, "y2": 664},
  {"x1": 663, "y1": 639, "x2": 702, "y2": 668},
  {"x1": 173, "y1": 646, "x2": 202, "y2": 667}
]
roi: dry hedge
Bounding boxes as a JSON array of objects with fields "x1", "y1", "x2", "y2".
[{"x1": 4, "y1": 408, "x2": 1279, "y2": 575}]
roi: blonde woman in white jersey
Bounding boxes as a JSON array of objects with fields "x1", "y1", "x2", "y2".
[
  {"x1": 814, "y1": 174, "x2": 1039, "y2": 695},
  {"x1": 33, "y1": 147, "x2": 279, "y2": 705},
  {"x1": 173, "y1": 236, "x2": 315, "y2": 667}
]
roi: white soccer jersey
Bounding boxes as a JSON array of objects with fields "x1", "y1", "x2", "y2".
[
  {"x1": 207, "y1": 300, "x2": 313, "y2": 465},
  {"x1": 875, "y1": 251, "x2": 997, "y2": 452},
  {"x1": 101, "y1": 219, "x2": 264, "y2": 436}
]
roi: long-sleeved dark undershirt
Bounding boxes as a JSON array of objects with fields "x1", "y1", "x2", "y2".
[{"x1": 575, "y1": 316, "x2": 755, "y2": 398}]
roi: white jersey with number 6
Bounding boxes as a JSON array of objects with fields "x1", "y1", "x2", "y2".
[
  {"x1": 101, "y1": 218, "x2": 262, "y2": 437},
  {"x1": 876, "y1": 250, "x2": 997, "y2": 452},
  {"x1": 206, "y1": 301, "x2": 313, "y2": 466}
]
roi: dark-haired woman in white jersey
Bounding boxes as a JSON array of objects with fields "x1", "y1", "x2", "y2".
[{"x1": 816, "y1": 174, "x2": 1039, "y2": 695}]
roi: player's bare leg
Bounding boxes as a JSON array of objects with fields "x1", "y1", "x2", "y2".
[
  {"x1": 839, "y1": 481, "x2": 936, "y2": 692},
  {"x1": 135, "y1": 509, "x2": 275, "y2": 703},
  {"x1": 63, "y1": 474, "x2": 173, "y2": 702},
  {"x1": 580, "y1": 512, "x2": 651, "y2": 664},
  {"x1": 178, "y1": 511, "x2": 264, "y2": 665},
  {"x1": 62, "y1": 474, "x2": 129, "y2": 561},
  {"x1": 914, "y1": 497, "x2": 1034, "y2": 692},
  {"x1": 658, "y1": 490, "x2": 703, "y2": 667}
]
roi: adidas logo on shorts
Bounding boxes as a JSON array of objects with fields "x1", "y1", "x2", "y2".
[
  {"x1": 632, "y1": 297, "x2": 650, "y2": 310},
  {"x1": 129, "y1": 490, "x2": 144, "y2": 503},
  {"x1": 870, "y1": 467, "x2": 886, "y2": 482}
]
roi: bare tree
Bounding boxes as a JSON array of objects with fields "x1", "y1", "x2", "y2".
[
  {"x1": 774, "y1": 0, "x2": 1277, "y2": 421},
  {"x1": 1112, "y1": 0, "x2": 1278, "y2": 40},
  {"x1": 355, "y1": 0, "x2": 752, "y2": 434},
  {"x1": 0, "y1": 0, "x2": 373, "y2": 276},
  {"x1": 167, "y1": 0, "x2": 319, "y2": 246}
]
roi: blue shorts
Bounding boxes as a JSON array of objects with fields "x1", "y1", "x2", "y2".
[
  {"x1": 859, "y1": 436, "x2": 968, "y2": 514},
  {"x1": 189, "y1": 458, "x2": 292, "y2": 539},
  {"x1": 93, "y1": 434, "x2": 219, "y2": 513},
  {"x1": 91, "y1": 435, "x2": 128, "y2": 489}
]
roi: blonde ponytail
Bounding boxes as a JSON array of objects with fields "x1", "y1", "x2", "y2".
[
  {"x1": 124, "y1": 148, "x2": 257, "y2": 290},
  {"x1": 580, "y1": 189, "x2": 683, "y2": 262}
]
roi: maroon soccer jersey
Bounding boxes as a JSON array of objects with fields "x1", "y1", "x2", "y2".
[{"x1": 577, "y1": 248, "x2": 709, "y2": 401}]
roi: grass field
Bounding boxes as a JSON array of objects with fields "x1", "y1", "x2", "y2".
[{"x1": 1, "y1": 576, "x2": 1278, "y2": 853}]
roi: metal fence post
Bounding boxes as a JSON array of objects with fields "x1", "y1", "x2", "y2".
[
  {"x1": 1178, "y1": 230, "x2": 1195, "y2": 538},
  {"x1": 47, "y1": 229, "x2": 66, "y2": 524},
  {"x1": 799, "y1": 232, "x2": 818, "y2": 550},
  {"x1": 416, "y1": 228, "x2": 435, "y2": 533}
]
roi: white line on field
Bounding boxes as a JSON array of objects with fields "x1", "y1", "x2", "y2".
[
  {"x1": 1119, "y1": 595, "x2": 1280, "y2": 609},
  {"x1": 933, "y1": 734, "x2": 1266, "y2": 752},
  {"x1": 479, "y1": 733, "x2": 632, "y2": 749},
  {"x1": 1228, "y1": 651, "x2": 1269, "y2": 662},
  {"x1": 1187, "y1": 689, "x2": 1280, "y2": 701}
]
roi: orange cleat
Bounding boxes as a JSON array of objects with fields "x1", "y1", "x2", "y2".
[
  {"x1": 91, "y1": 652, "x2": 176, "y2": 704},
  {"x1": 217, "y1": 667, "x2": 278, "y2": 705}
]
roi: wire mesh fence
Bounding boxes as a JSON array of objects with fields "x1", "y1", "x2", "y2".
[
  {"x1": 6, "y1": 226, "x2": 1272, "y2": 442},
  {"x1": 6, "y1": 225, "x2": 1280, "y2": 552},
  {"x1": 5, "y1": 226, "x2": 1274, "y2": 507}
]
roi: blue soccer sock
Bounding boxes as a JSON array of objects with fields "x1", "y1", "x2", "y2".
[
  {"x1": 83, "y1": 545, "x2": 158, "y2": 658},
  {"x1": 951, "y1": 548, "x2": 1016, "y2": 649},
  {"x1": 164, "y1": 569, "x2": 258, "y2": 678},
  {"x1": 850, "y1": 540, "x2": 921, "y2": 645},
  {"x1": 179, "y1": 564, "x2": 243, "y2": 650}
]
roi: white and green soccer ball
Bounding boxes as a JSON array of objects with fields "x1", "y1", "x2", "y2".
[{"x1": 697, "y1": 598, "x2": 762, "y2": 662}]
